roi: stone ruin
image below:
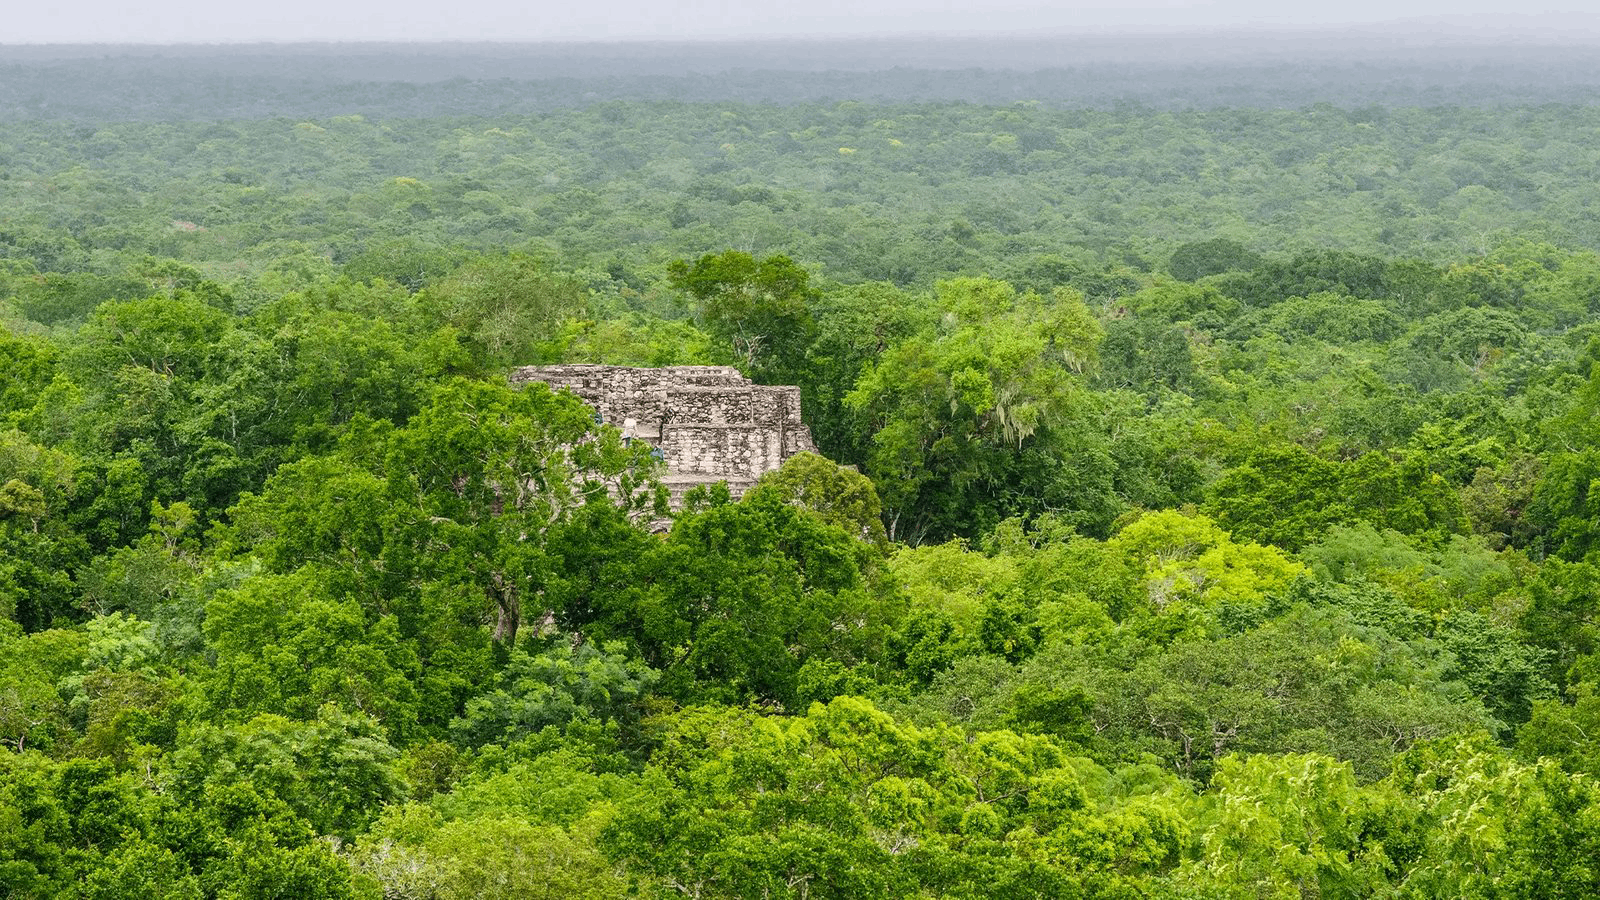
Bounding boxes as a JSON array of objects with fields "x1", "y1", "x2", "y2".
[{"x1": 509, "y1": 364, "x2": 818, "y2": 509}]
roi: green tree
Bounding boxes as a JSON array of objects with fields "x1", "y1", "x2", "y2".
[
  {"x1": 1179, "y1": 753, "x2": 1389, "y2": 897},
  {"x1": 746, "y1": 451, "x2": 889, "y2": 545},
  {"x1": 166, "y1": 707, "x2": 403, "y2": 841},
  {"x1": 668, "y1": 250, "x2": 815, "y2": 380},
  {"x1": 1168, "y1": 238, "x2": 1263, "y2": 282},
  {"x1": 799, "y1": 281, "x2": 929, "y2": 462},
  {"x1": 642, "y1": 489, "x2": 885, "y2": 706},
  {"x1": 603, "y1": 697, "x2": 1185, "y2": 899},
  {"x1": 449, "y1": 639, "x2": 657, "y2": 748},
  {"x1": 423, "y1": 254, "x2": 588, "y2": 367},
  {"x1": 201, "y1": 570, "x2": 421, "y2": 741},
  {"x1": 846, "y1": 277, "x2": 1113, "y2": 542}
]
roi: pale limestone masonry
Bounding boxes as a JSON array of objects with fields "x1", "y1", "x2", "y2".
[{"x1": 510, "y1": 364, "x2": 817, "y2": 508}]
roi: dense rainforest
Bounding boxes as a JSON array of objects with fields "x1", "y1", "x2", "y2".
[{"x1": 5, "y1": 40, "x2": 1600, "y2": 898}]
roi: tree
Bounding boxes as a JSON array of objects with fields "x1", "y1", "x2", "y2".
[
  {"x1": 668, "y1": 250, "x2": 815, "y2": 380},
  {"x1": 423, "y1": 254, "x2": 588, "y2": 367},
  {"x1": 1206, "y1": 444, "x2": 1352, "y2": 551},
  {"x1": 1208, "y1": 444, "x2": 1468, "y2": 551},
  {"x1": 798, "y1": 281, "x2": 930, "y2": 462},
  {"x1": 1105, "y1": 510, "x2": 1303, "y2": 617},
  {"x1": 1096, "y1": 314, "x2": 1196, "y2": 396},
  {"x1": 746, "y1": 451, "x2": 888, "y2": 545},
  {"x1": 1387, "y1": 736, "x2": 1600, "y2": 898},
  {"x1": 602, "y1": 697, "x2": 1185, "y2": 899},
  {"x1": 200, "y1": 570, "x2": 421, "y2": 741},
  {"x1": 1527, "y1": 450, "x2": 1600, "y2": 561},
  {"x1": 846, "y1": 277, "x2": 1114, "y2": 542},
  {"x1": 382, "y1": 378, "x2": 662, "y2": 646},
  {"x1": 0, "y1": 623, "x2": 83, "y2": 754},
  {"x1": 449, "y1": 639, "x2": 657, "y2": 748},
  {"x1": 353, "y1": 754, "x2": 635, "y2": 900},
  {"x1": 1179, "y1": 753, "x2": 1388, "y2": 897},
  {"x1": 226, "y1": 377, "x2": 663, "y2": 651},
  {"x1": 0, "y1": 329, "x2": 56, "y2": 424},
  {"x1": 645, "y1": 489, "x2": 885, "y2": 706},
  {"x1": 1167, "y1": 238, "x2": 1263, "y2": 282},
  {"x1": 0, "y1": 432, "x2": 86, "y2": 629},
  {"x1": 166, "y1": 707, "x2": 403, "y2": 841}
]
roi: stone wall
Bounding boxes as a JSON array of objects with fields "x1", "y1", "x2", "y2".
[{"x1": 510, "y1": 364, "x2": 818, "y2": 507}]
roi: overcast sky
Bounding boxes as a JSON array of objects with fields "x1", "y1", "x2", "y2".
[{"x1": 6, "y1": 0, "x2": 1598, "y2": 44}]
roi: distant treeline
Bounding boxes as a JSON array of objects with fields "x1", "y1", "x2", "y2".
[
  {"x1": 6, "y1": 39, "x2": 1600, "y2": 119},
  {"x1": 5, "y1": 100, "x2": 1600, "y2": 285}
]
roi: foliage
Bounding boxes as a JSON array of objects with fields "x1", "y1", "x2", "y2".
[{"x1": 3, "y1": 45, "x2": 1600, "y2": 896}]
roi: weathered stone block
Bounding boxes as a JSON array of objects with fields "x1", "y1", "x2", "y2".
[{"x1": 510, "y1": 364, "x2": 818, "y2": 508}]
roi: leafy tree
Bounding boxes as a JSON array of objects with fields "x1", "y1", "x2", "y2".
[
  {"x1": 604, "y1": 697, "x2": 1189, "y2": 899},
  {"x1": 640, "y1": 489, "x2": 886, "y2": 706},
  {"x1": 382, "y1": 378, "x2": 662, "y2": 645},
  {"x1": 1209, "y1": 444, "x2": 1468, "y2": 551},
  {"x1": 798, "y1": 281, "x2": 930, "y2": 462},
  {"x1": 166, "y1": 707, "x2": 403, "y2": 841},
  {"x1": 201, "y1": 570, "x2": 421, "y2": 741},
  {"x1": 0, "y1": 623, "x2": 84, "y2": 754},
  {"x1": 1388, "y1": 736, "x2": 1600, "y2": 898},
  {"x1": 353, "y1": 754, "x2": 634, "y2": 900},
  {"x1": 397, "y1": 816, "x2": 623, "y2": 900},
  {"x1": 1178, "y1": 753, "x2": 1389, "y2": 896},
  {"x1": 1105, "y1": 509, "x2": 1303, "y2": 618},
  {"x1": 847, "y1": 277, "x2": 1114, "y2": 541},
  {"x1": 227, "y1": 377, "x2": 662, "y2": 649},
  {"x1": 450, "y1": 639, "x2": 657, "y2": 748},
  {"x1": 1207, "y1": 443, "x2": 1352, "y2": 550},
  {"x1": 888, "y1": 538, "x2": 1017, "y2": 637},
  {"x1": 81, "y1": 840, "x2": 204, "y2": 900},
  {"x1": 1527, "y1": 449, "x2": 1600, "y2": 561},
  {"x1": 667, "y1": 250, "x2": 815, "y2": 380},
  {"x1": 0, "y1": 432, "x2": 86, "y2": 629},
  {"x1": 423, "y1": 253, "x2": 588, "y2": 367},
  {"x1": 1096, "y1": 313, "x2": 1197, "y2": 396},
  {"x1": 1258, "y1": 291, "x2": 1401, "y2": 343},
  {"x1": 0, "y1": 330, "x2": 56, "y2": 424},
  {"x1": 1167, "y1": 238, "x2": 1263, "y2": 282},
  {"x1": 1218, "y1": 250, "x2": 1393, "y2": 308},
  {"x1": 747, "y1": 451, "x2": 889, "y2": 545}
]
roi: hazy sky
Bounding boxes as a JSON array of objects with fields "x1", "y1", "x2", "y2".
[{"x1": 6, "y1": 0, "x2": 1598, "y2": 44}]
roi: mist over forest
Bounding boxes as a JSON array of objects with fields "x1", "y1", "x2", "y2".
[
  {"x1": 10, "y1": 35, "x2": 1600, "y2": 116},
  {"x1": 5, "y1": 30, "x2": 1600, "y2": 899}
]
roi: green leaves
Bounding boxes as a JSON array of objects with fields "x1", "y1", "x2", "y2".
[
  {"x1": 450, "y1": 640, "x2": 657, "y2": 748},
  {"x1": 1169, "y1": 238, "x2": 1263, "y2": 282},
  {"x1": 1208, "y1": 443, "x2": 1469, "y2": 551},
  {"x1": 201, "y1": 571, "x2": 421, "y2": 740},
  {"x1": 1183, "y1": 753, "x2": 1385, "y2": 897},
  {"x1": 423, "y1": 254, "x2": 589, "y2": 368},
  {"x1": 1527, "y1": 449, "x2": 1600, "y2": 561},
  {"x1": 602, "y1": 697, "x2": 1183, "y2": 899},
  {"x1": 846, "y1": 277, "x2": 1115, "y2": 541},
  {"x1": 747, "y1": 452, "x2": 889, "y2": 546},
  {"x1": 1107, "y1": 509, "x2": 1303, "y2": 616},
  {"x1": 167, "y1": 707, "x2": 404, "y2": 841},
  {"x1": 668, "y1": 250, "x2": 815, "y2": 380},
  {"x1": 71, "y1": 295, "x2": 230, "y2": 382},
  {"x1": 644, "y1": 490, "x2": 884, "y2": 706}
]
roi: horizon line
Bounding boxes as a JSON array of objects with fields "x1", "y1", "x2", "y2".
[{"x1": 7, "y1": 15, "x2": 1600, "y2": 49}]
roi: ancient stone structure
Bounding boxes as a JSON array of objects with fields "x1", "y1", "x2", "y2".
[{"x1": 510, "y1": 364, "x2": 817, "y2": 508}]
